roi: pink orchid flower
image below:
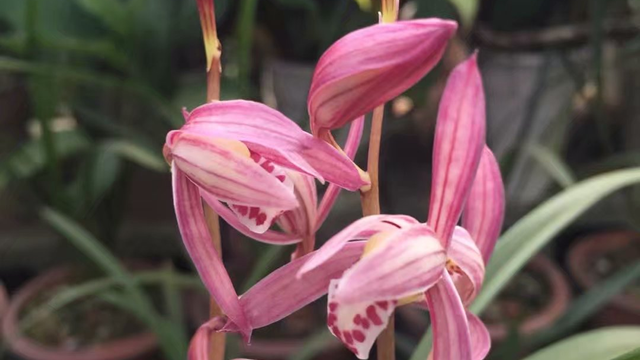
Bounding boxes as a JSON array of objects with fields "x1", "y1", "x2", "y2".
[
  {"x1": 295, "y1": 54, "x2": 503, "y2": 360},
  {"x1": 307, "y1": 18, "x2": 457, "y2": 136}
]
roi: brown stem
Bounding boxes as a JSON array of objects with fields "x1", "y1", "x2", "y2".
[{"x1": 360, "y1": 104, "x2": 395, "y2": 360}]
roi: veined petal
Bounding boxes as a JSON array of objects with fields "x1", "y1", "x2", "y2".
[
  {"x1": 327, "y1": 280, "x2": 396, "y2": 359},
  {"x1": 201, "y1": 191, "x2": 302, "y2": 245},
  {"x1": 308, "y1": 19, "x2": 457, "y2": 134},
  {"x1": 187, "y1": 317, "x2": 225, "y2": 360},
  {"x1": 298, "y1": 215, "x2": 420, "y2": 276},
  {"x1": 277, "y1": 171, "x2": 317, "y2": 237},
  {"x1": 448, "y1": 227, "x2": 485, "y2": 306},
  {"x1": 172, "y1": 166, "x2": 250, "y2": 337},
  {"x1": 179, "y1": 100, "x2": 366, "y2": 190},
  {"x1": 334, "y1": 224, "x2": 446, "y2": 304},
  {"x1": 467, "y1": 311, "x2": 491, "y2": 360},
  {"x1": 427, "y1": 54, "x2": 486, "y2": 248},
  {"x1": 223, "y1": 242, "x2": 365, "y2": 332},
  {"x1": 316, "y1": 116, "x2": 365, "y2": 229},
  {"x1": 425, "y1": 272, "x2": 472, "y2": 360},
  {"x1": 462, "y1": 146, "x2": 505, "y2": 264},
  {"x1": 170, "y1": 132, "x2": 298, "y2": 209}
]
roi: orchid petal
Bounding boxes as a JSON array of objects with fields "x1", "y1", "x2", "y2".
[
  {"x1": 179, "y1": 100, "x2": 366, "y2": 190},
  {"x1": 226, "y1": 153, "x2": 295, "y2": 233},
  {"x1": 223, "y1": 242, "x2": 366, "y2": 332},
  {"x1": 308, "y1": 19, "x2": 457, "y2": 134},
  {"x1": 462, "y1": 146, "x2": 505, "y2": 264},
  {"x1": 172, "y1": 166, "x2": 250, "y2": 338},
  {"x1": 467, "y1": 311, "x2": 491, "y2": 360},
  {"x1": 425, "y1": 272, "x2": 472, "y2": 360},
  {"x1": 448, "y1": 227, "x2": 485, "y2": 306},
  {"x1": 170, "y1": 132, "x2": 298, "y2": 209},
  {"x1": 298, "y1": 215, "x2": 420, "y2": 276},
  {"x1": 201, "y1": 191, "x2": 302, "y2": 245},
  {"x1": 316, "y1": 116, "x2": 365, "y2": 229},
  {"x1": 327, "y1": 280, "x2": 396, "y2": 359},
  {"x1": 427, "y1": 54, "x2": 486, "y2": 247},
  {"x1": 277, "y1": 171, "x2": 318, "y2": 237},
  {"x1": 334, "y1": 224, "x2": 446, "y2": 304},
  {"x1": 187, "y1": 317, "x2": 224, "y2": 360}
]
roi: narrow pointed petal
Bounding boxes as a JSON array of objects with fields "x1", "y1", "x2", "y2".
[
  {"x1": 448, "y1": 227, "x2": 485, "y2": 305},
  {"x1": 467, "y1": 311, "x2": 491, "y2": 360},
  {"x1": 172, "y1": 166, "x2": 250, "y2": 337},
  {"x1": 277, "y1": 171, "x2": 317, "y2": 237},
  {"x1": 201, "y1": 191, "x2": 302, "y2": 245},
  {"x1": 425, "y1": 272, "x2": 472, "y2": 360},
  {"x1": 463, "y1": 146, "x2": 505, "y2": 264},
  {"x1": 427, "y1": 54, "x2": 486, "y2": 247},
  {"x1": 188, "y1": 317, "x2": 225, "y2": 360},
  {"x1": 298, "y1": 215, "x2": 420, "y2": 276},
  {"x1": 308, "y1": 19, "x2": 457, "y2": 134},
  {"x1": 223, "y1": 242, "x2": 366, "y2": 331},
  {"x1": 335, "y1": 224, "x2": 446, "y2": 303},
  {"x1": 179, "y1": 100, "x2": 366, "y2": 190},
  {"x1": 316, "y1": 116, "x2": 365, "y2": 229},
  {"x1": 327, "y1": 280, "x2": 396, "y2": 359},
  {"x1": 170, "y1": 132, "x2": 298, "y2": 209}
]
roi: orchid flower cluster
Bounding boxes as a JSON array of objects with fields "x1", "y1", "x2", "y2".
[{"x1": 169, "y1": 1, "x2": 505, "y2": 359}]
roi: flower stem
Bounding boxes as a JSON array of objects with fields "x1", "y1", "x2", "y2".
[{"x1": 360, "y1": 104, "x2": 395, "y2": 360}]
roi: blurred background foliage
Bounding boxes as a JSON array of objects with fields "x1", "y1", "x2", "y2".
[{"x1": 0, "y1": 0, "x2": 639, "y2": 359}]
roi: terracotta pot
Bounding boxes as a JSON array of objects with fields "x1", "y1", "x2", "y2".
[
  {"x1": 567, "y1": 230, "x2": 640, "y2": 326},
  {"x1": 2, "y1": 266, "x2": 157, "y2": 360},
  {"x1": 485, "y1": 255, "x2": 571, "y2": 341}
]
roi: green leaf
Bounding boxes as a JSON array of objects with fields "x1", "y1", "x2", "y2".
[
  {"x1": 528, "y1": 144, "x2": 576, "y2": 188},
  {"x1": 522, "y1": 327, "x2": 640, "y2": 360},
  {"x1": 612, "y1": 347, "x2": 640, "y2": 360},
  {"x1": 101, "y1": 139, "x2": 167, "y2": 172},
  {"x1": 530, "y1": 261, "x2": 640, "y2": 347},
  {"x1": 447, "y1": 0, "x2": 479, "y2": 28},
  {"x1": 75, "y1": 0, "x2": 130, "y2": 36},
  {"x1": 472, "y1": 167, "x2": 640, "y2": 314}
]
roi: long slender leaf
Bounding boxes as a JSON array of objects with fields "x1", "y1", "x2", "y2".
[
  {"x1": 612, "y1": 347, "x2": 640, "y2": 360},
  {"x1": 101, "y1": 139, "x2": 167, "y2": 172},
  {"x1": 522, "y1": 327, "x2": 640, "y2": 360},
  {"x1": 528, "y1": 144, "x2": 576, "y2": 188}
]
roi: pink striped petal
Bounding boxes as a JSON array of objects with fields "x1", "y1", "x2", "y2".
[
  {"x1": 462, "y1": 146, "x2": 505, "y2": 264},
  {"x1": 298, "y1": 215, "x2": 420, "y2": 276},
  {"x1": 334, "y1": 224, "x2": 446, "y2": 304},
  {"x1": 308, "y1": 19, "x2": 457, "y2": 135},
  {"x1": 226, "y1": 153, "x2": 295, "y2": 233},
  {"x1": 223, "y1": 242, "x2": 366, "y2": 332},
  {"x1": 425, "y1": 272, "x2": 472, "y2": 360},
  {"x1": 170, "y1": 132, "x2": 298, "y2": 209},
  {"x1": 448, "y1": 227, "x2": 485, "y2": 306},
  {"x1": 427, "y1": 54, "x2": 486, "y2": 248},
  {"x1": 172, "y1": 166, "x2": 250, "y2": 338},
  {"x1": 327, "y1": 280, "x2": 396, "y2": 359},
  {"x1": 467, "y1": 311, "x2": 491, "y2": 360},
  {"x1": 316, "y1": 116, "x2": 365, "y2": 229},
  {"x1": 277, "y1": 171, "x2": 317, "y2": 237},
  {"x1": 178, "y1": 100, "x2": 366, "y2": 190},
  {"x1": 201, "y1": 191, "x2": 302, "y2": 245},
  {"x1": 187, "y1": 317, "x2": 225, "y2": 360}
]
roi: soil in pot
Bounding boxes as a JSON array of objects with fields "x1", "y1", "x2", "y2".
[
  {"x1": 568, "y1": 231, "x2": 640, "y2": 326},
  {"x1": 482, "y1": 255, "x2": 571, "y2": 342}
]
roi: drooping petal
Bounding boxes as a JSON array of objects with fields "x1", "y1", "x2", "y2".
[
  {"x1": 334, "y1": 224, "x2": 446, "y2": 304},
  {"x1": 462, "y1": 146, "x2": 505, "y2": 264},
  {"x1": 187, "y1": 317, "x2": 225, "y2": 360},
  {"x1": 172, "y1": 166, "x2": 250, "y2": 337},
  {"x1": 448, "y1": 227, "x2": 485, "y2": 306},
  {"x1": 427, "y1": 54, "x2": 486, "y2": 248},
  {"x1": 327, "y1": 280, "x2": 396, "y2": 359},
  {"x1": 201, "y1": 191, "x2": 302, "y2": 245},
  {"x1": 170, "y1": 132, "x2": 298, "y2": 209},
  {"x1": 298, "y1": 215, "x2": 420, "y2": 276},
  {"x1": 308, "y1": 19, "x2": 457, "y2": 135},
  {"x1": 316, "y1": 116, "x2": 365, "y2": 229},
  {"x1": 467, "y1": 311, "x2": 491, "y2": 360},
  {"x1": 226, "y1": 153, "x2": 295, "y2": 233},
  {"x1": 223, "y1": 242, "x2": 366, "y2": 332},
  {"x1": 425, "y1": 272, "x2": 472, "y2": 360},
  {"x1": 178, "y1": 100, "x2": 366, "y2": 190}
]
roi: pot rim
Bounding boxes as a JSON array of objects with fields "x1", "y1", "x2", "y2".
[{"x1": 1, "y1": 266, "x2": 157, "y2": 360}]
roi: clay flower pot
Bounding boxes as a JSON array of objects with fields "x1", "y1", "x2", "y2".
[
  {"x1": 2, "y1": 266, "x2": 157, "y2": 360},
  {"x1": 568, "y1": 230, "x2": 640, "y2": 326},
  {"x1": 483, "y1": 255, "x2": 572, "y2": 341}
]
